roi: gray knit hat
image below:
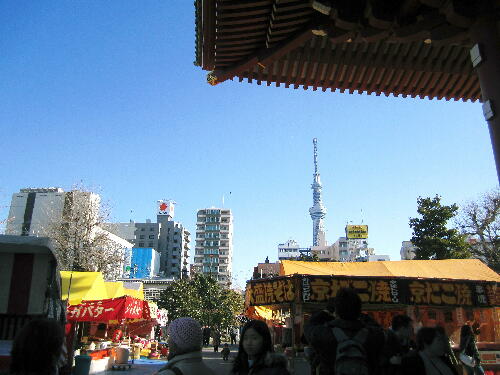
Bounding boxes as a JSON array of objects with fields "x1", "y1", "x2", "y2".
[{"x1": 168, "y1": 317, "x2": 202, "y2": 352}]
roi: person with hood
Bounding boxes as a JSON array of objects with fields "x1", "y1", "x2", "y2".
[
  {"x1": 231, "y1": 319, "x2": 290, "y2": 375},
  {"x1": 157, "y1": 317, "x2": 216, "y2": 375}
]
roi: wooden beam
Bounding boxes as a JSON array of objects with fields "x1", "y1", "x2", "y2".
[
  {"x1": 202, "y1": 0, "x2": 216, "y2": 70},
  {"x1": 209, "y1": 25, "x2": 315, "y2": 84}
]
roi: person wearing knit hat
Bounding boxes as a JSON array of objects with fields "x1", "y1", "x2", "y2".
[{"x1": 157, "y1": 317, "x2": 216, "y2": 375}]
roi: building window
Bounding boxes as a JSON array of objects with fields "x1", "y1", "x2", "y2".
[
  {"x1": 139, "y1": 235, "x2": 145, "y2": 239},
  {"x1": 149, "y1": 235, "x2": 155, "y2": 239},
  {"x1": 148, "y1": 242, "x2": 154, "y2": 247},
  {"x1": 141, "y1": 228, "x2": 145, "y2": 231},
  {"x1": 150, "y1": 227, "x2": 154, "y2": 231},
  {"x1": 139, "y1": 242, "x2": 145, "y2": 247}
]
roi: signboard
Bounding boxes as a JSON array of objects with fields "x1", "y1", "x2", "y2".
[
  {"x1": 67, "y1": 296, "x2": 146, "y2": 322},
  {"x1": 248, "y1": 278, "x2": 296, "y2": 306},
  {"x1": 158, "y1": 200, "x2": 175, "y2": 217},
  {"x1": 346, "y1": 225, "x2": 368, "y2": 239},
  {"x1": 300, "y1": 276, "x2": 499, "y2": 307}
]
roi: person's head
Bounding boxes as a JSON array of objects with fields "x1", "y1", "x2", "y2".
[
  {"x1": 167, "y1": 317, "x2": 202, "y2": 359},
  {"x1": 392, "y1": 315, "x2": 413, "y2": 340},
  {"x1": 325, "y1": 297, "x2": 336, "y2": 315},
  {"x1": 10, "y1": 318, "x2": 64, "y2": 375},
  {"x1": 241, "y1": 320, "x2": 272, "y2": 359},
  {"x1": 334, "y1": 288, "x2": 362, "y2": 320},
  {"x1": 461, "y1": 324, "x2": 473, "y2": 338},
  {"x1": 416, "y1": 327, "x2": 448, "y2": 357},
  {"x1": 233, "y1": 320, "x2": 273, "y2": 372}
]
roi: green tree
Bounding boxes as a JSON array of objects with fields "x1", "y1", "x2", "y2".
[
  {"x1": 297, "y1": 253, "x2": 320, "y2": 261},
  {"x1": 409, "y1": 195, "x2": 470, "y2": 260},
  {"x1": 456, "y1": 188, "x2": 500, "y2": 272},
  {"x1": 156, "y1": 273, "x2": 244, "y2": 330}
]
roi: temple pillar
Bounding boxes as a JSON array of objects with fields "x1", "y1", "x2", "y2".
[{"x1": 470, "y1": 10, "x2": 500, "y2": 182}]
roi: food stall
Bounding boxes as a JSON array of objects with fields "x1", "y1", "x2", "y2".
[
  {"x1": 61, "y1": 271, "x2": 153, "y2": 373},
  {"x1": 245, "y1": 259, "x2": 500, "y2": 372}
]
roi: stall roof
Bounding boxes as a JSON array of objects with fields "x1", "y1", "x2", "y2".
[
  {"x1": 193, "y1": 0, "x2": 500, "y2": 101},
  {"x1": 279, "y1": 259, "x2": 500, "y2": 282},
  {"x1": 61, "y1": 272, "x2": 144, "y2": 305},
  {"x1": 61, "y1": 271, "x2": 108, "y2": 305}
]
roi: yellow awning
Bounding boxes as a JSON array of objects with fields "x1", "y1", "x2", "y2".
[
  {"x1": 104, "y1": 281, "x2": 126, "y2": 299},
  {"x1": 279, "y1": 259, "x2": 500, "y2": 282},
  {"x1": 246, "y1": 305, "x2": 275, "y2": 321},
  {"x1": 61, "y1": 272, "x2": 145, "y2": 305},
  {"x1": 61, "y1": 271, "x2": 108, "y2": 305},
  {"x1": 122, "y1": 282, "x2": 144, "y2": 300}
]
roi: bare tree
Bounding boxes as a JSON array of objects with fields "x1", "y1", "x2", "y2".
[
  {"x1": 40, "y1": 187, "x2": 126, "y2": 279},
  {"x1": 456, "y1": 188, "x2": 500, "y2": 272}
]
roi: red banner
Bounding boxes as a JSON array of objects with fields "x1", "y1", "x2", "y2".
[{"x1": 67, "y1": 296, "x2": 148, "y2": 322}]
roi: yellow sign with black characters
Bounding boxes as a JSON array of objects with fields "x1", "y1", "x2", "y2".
[
  {"x1": 346, "y1": 225, "x2": 368, "y2": 239},
  {"x1": 248, "y1": 278, "x2": 296, "y2": 306}
]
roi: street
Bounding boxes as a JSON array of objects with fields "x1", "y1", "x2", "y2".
[{"x1": 110, "y1": 345, "x2": 310, "y2": 375}]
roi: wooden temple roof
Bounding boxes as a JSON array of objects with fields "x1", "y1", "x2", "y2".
[{"x1": 194, "y1": 0, "x2": 500, "y2": 102}]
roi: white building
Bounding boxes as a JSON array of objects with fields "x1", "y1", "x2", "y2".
[
  {"x1": 278, "y1": 239, "x2": 301, "y2": 260},
  {"x1": 5, "y1": 187, "x2": 131, "y2": 279},
  {"x1": 400, "y1": 241, "x2": 417, "y2": 260},
  {"x1": 193, "y1": 208, "x2": 233, "y2": 285},
  {"x1": 5, "y1": 187, "x2": 100, "y2": 236}
]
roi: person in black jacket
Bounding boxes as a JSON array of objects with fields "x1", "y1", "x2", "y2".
[
  {"x1": 304, "y1": 288, "x2": 385, "y2": 375},
  {"x1": 381, "y1": 314, "x2": 415, "y2": 375},
  {"x1": 400, "y1": 326, "x2": 458, "y2": 375},
  {"x1": 231, "y1": 320, "x2": 290, "y2": 375},
  {"x1": 459, "y1": 324, "x2": 485, "y2": 375}
]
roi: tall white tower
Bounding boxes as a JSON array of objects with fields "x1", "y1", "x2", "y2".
[{"x1": 309, "y1": 138, "x2": 327, "y2": 246}]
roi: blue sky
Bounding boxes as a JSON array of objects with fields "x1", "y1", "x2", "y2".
[{"x1": 0, "y1": 1, "x2": 497, "y2": 288}]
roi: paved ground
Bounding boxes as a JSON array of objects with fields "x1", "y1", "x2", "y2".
[{"x1": 98, "y1": 346, "x2": 309, "y2": 375}]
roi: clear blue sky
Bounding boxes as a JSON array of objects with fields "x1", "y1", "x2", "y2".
[{"x1": 0, "y1": 1, "x2": 497, "y2": 288}]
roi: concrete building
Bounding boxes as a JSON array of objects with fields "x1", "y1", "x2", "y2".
[
  {"x1": 252, "y1": 257, "x2": 280, "y2": 279},
  {"x1": 310, "y1": 244, "x2": 338, "y2": 261},
  {"x1": 5, "y1": 187, "x2": 100, "y2": 236},
  {"x1": 193, "y1": 208, "x2": 233, "y2": 285},
  {"x1": 356, "y1": 254, "x2": 391, "y2": 262},
  {"x1": 400, "y1": 241, "x2": 417, "y2": 260},
  {"x1": 5, "y1": 187, "x2": 132, "y2": 279},
  {"x1": 107, "y1": 201, "x2": 190, "y2": 280}
]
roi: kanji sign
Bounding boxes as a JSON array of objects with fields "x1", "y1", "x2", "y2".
[
  {"x1": 248, "y1": 278, "x2": 295, "y2": 306},
  {"x1": 300, "y1": 276, "x2": 499, "y2": 307}
]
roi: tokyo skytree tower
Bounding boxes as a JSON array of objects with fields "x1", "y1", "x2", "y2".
[{"x1": 309, "y1": 138, "x2": 327, "y2": 247}]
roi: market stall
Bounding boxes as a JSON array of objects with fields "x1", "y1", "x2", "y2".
[
  {"x1": 245, "y1": 259, "x2": 500, "y2": 372},
  {"x1": 61, "y1": 271, "x2": 155, "y2": 373}
]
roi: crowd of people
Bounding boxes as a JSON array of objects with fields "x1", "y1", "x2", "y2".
[
  {"x1": 302, "y1": 288, "x2": 486, "y2": 375},
  {"x1": 8, "y1": 287, "x2": 486, "y2": 375}
]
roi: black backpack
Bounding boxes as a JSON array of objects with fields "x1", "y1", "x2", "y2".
[{"x1": 332, "y1": 327, "x2": 370, "y2": 375}]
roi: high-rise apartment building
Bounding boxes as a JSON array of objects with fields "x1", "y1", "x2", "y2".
[{"x1": 193, "y1": 208, "x2": 233, "y2": 285}]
